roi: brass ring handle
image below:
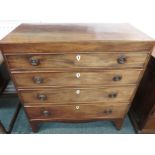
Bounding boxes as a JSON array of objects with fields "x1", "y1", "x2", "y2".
[
  {"x1": 108, "y1": 92, "x2": 117, "y2": 98},
  {"x1": 37, "y1": 94, "x2": 47, "y2": 101},
  {"x1": 103, "y1": 109, "x2": 112, "y2": 114},
  {"x1": 33, "y1": 76, "x2": 44, "y2": 84},
  {"x1": 42, "y1": 110, "x2": 50, "y2": 116},
  {"x1": 29, "y1": 57, "x2": 40, "y2": 66},
  {"x1": 113, "y1": 75, "x2": 122, "y2": 81},
  {"x1": 117, "y1": 55, "x2": 127, "y2": 64}
]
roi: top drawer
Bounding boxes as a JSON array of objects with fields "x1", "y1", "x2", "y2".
[{"x1": 6, "y1": 52, "x2": 148, "y2": 70}]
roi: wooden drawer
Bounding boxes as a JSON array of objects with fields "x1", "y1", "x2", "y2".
[
  {"x1": 6, "y1": 52, "x2": 148, "y2": 70},
  {"x1": 19, "y1": 86, "x2": 135, "y2": 104},
  {"x1": 13, "y1": 70, "x2": 141, "y2": 88},
  {"x1": 25, "y1": 104, "x2": 129, "y2": 121}
]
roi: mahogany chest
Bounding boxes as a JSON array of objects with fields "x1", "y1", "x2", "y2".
[{"x1": 0, "y1": 23, "x2": 154, "y2": 132}]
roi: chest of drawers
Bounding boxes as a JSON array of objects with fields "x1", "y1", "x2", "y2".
[{"x1": 0, "y1": 23, "x2": 154, "y2": 132}]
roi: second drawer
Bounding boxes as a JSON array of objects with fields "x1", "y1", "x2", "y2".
[{"x1": 13, "y1": 70, "x2": 141, "y2": 88}]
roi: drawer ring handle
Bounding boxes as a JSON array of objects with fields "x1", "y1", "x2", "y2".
[
  {"x1": 37, "y1": 94, "x2": 47, "y2": 101},
  {"x1": 108, "y1": 92, "x2": 118, "y2": 98},
  {"x1": 33, "y1": 76, "x2": 44, "y2": 84},
  {"x1": 117, "y1": 55, "x2": 127, "y2": 64},
  {"x1": 29, "y1": 57, "x2": 40, "y2": 66},
  {"x1": 42, "y1": 110, "x2": 50, "y2": 116},
  {"x1": 103, "y1": 109, "x2": 112, "y2": 114},
  {"x1": 113, "y1": 75, "x2": 122, "y2": 81}
]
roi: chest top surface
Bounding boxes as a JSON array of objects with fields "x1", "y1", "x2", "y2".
[{"x1": 0, "y1": 23, "x2": 154, "y2": 44}]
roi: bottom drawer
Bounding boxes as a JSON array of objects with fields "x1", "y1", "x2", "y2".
[{"x1": 25, "y1": 104, "x2": 129, "y2": 121}]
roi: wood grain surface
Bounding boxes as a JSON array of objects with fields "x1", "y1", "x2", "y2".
[{"x1": 0, "y1": 23, "x2": 153, "y2": 44}]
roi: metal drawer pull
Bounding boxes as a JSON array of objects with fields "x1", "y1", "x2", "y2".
[
  {"x1": 75, "y1": 106, "x2": 80, "y2": 110},
  {"x1": 76, "y1": 73, "x2": 80, "y2": 78},
  {"x1": 42, "y1": 110, "x2": 50, "y2": 116},
  {"x1": 113, "y1": 75, "x2": 122, "y2": 81},
  {"x1": 33, "y1": 76, "x2": 44, "y2": 84},
  {"x1": 117, "y1": 55, "x2": 127, "y2": 64},
  {"x1": 76, "y1": 54, "x2": 81, "y2": 61},
  {"x1": 108, "y1": 92, "x2": 117, "y2": 98},
  {"x1": 37, "y1": 94, "x2": 47, "y2": 101},
  {"x1": 76, "y1": 90, "x2": 80, "y2": 94},
  {"x1": 103, "y1": 109, "x2": 112, "y2": 114},
  {"x1": 29, "y1": 57, "x2": 40, "y2": 66}
]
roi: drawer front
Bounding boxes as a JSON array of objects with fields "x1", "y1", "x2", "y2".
[
  {"x1": 25, "y1": 104, "x2": 129, "y2": 121},
  {"x1": 6, "y1": 52, "x2": 148, "y2": 70},
  {"x1": 19, "y1": 86, "x2": 135, "y2": 104},
  {"x1": 13, "y1": 70, "x2": 141, "y2": 88}
]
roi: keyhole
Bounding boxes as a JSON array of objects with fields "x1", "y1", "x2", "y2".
[
  {"x1": 75, "y1": 106, "x2": 80, "y2": 110},
  {"x1": 76, "y1": 73, "x2": 80, "y2": 78},
  {"x1": 76, "y1": 55, "x2": 81, "y2": 61},
  {"x1": 76, "y1": 90, "x2": 80, "y2": 94}
]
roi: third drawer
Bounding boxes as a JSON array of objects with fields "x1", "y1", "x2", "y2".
[{"x1": 19, "y1": 86, "x2": 135, "y2": 104}]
